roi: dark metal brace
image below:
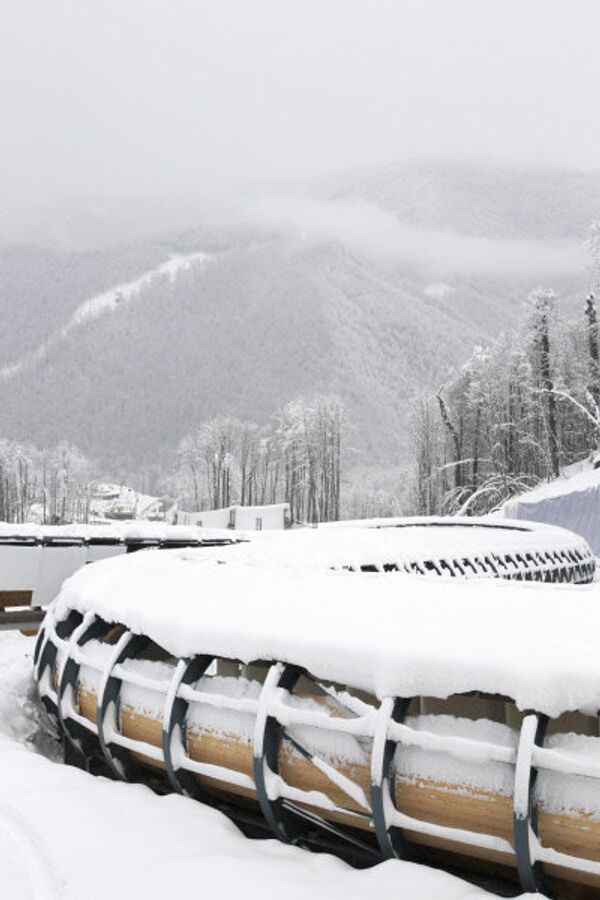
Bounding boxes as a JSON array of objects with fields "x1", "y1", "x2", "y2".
[
  {"x1": 253, "y1": 663, "x2": 306, "y2": 844},
  {"x1": 371, "y1": 696, "x2": 413, "y2": 860},
  {"x1": 281, "y1": 800, "x2": 380, "y2": 859},
  {"x1": 35, "y1": 610, "x2": 84, "y2": 719},
  {"x1": 36, "y1": 609, "x2": 83, "y2": 680},
  {"x1": 314, "y1": 680, "x2": 364, "y2": 721},
  {"x1": 57, "y1": 616, "x2": 108, "y2": 759},
  {"x1": 33, "y1": 623, "x2": 46, "y2": 667},
  {"x1": 281, "y1": 729, "x2": 371, "y2": 822},
  {"x1": 97, "y1": 632, "x2": 150, "y2": 781},
  {"x1": 36, "y1": 631, "x2": 57, "y2": 686},
  {"x1": 162, "y1": 654, "x2": 216, "y2": 800},
  {"x1": 513, "y1": 712, "x2": 551, "y2": 896},
  {"x1": 254, "y1": 663, "x2": 376, "y2": 854},
  {"x1": 37, "y1": 640, "x2": 60, "y2": 720}
]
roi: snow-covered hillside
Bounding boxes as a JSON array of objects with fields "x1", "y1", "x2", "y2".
[
  {"x1": 0, "y1": 159, "x2": 595, "y2": 468},
  {"x1": 311, "y1": 158, "x2": 600, "y2": 241},
  {"x1": 0, "y1": 252, "x2": 208, "y2": 381}
]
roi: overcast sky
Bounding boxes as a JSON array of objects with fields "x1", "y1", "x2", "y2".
[{"x1": 1, "y1": 0, "x2": 599, "y2": 210}]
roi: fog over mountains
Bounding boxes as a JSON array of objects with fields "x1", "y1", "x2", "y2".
[{"x1": 0, "y1": 159, "x2": 597, "y2": 471}]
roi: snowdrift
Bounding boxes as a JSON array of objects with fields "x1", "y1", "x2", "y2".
[{"x1": 503, "y1": 464, "x2": 600, "y2": 554}]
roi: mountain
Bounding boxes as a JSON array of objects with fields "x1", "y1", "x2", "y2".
[
  {"x1": 311, "y1": 158, "x2": 600, "y2": 240},
  {"x1": 0, "y1": 241, "x2": 173, "y2": 366},
  {"x1": 0, "y1": 159, "x2": 597, "y2": 471}
]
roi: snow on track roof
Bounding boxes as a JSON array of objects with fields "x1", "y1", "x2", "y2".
[
  {"x1": 0, "y1": 521, "x2": 230, "y2": 543},
  {"x1": 53, "y1": 548, "x2": 600, "y2": 718},
  {"x1": 196, "y1": 517, "x2": 591, "y2": 572}
]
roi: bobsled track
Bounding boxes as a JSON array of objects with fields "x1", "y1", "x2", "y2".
[
  {"x1": 0, "y1": 516, "x2": 595, "y2": 631},
  {"x1": 190, "y1": 516, "x2": 596, "y2": 583},
  {"x1": 35, "y1": 546, "x2": 600, "y2": 900},
  {"x1": 0, "y1": 522, "x2": 235, "y2": 631}
]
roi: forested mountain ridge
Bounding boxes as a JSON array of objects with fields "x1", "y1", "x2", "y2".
[
  {"x1": 0, "y1": 241, "x2": 174, "y2": 364},
  {"x1": 0, "y1": 159, "x2": 597, "y2": 470},
  {"x1": 311, "y1": 158, "x2": 600, "y2": 240}
]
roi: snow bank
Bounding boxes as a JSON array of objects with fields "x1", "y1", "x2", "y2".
[
  {"x1": 0, "y1": 632, "x2": 58, "y2": 753},
  {"x1": 54, "y1": 549, "x2": 600, "y2": 717},
  {"x1": 0, "y1": 740, "x2": 499, "y2": 900},
  {"x1": 503, "y1": 463, "x2": 600, "y2": 554}
]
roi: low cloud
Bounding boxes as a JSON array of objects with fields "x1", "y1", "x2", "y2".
[
  {"x1": 0, "y1": 189, "x2": 588, "y2": 281},
  {"x1": 241, "y1": 194, "x2": 587, "y2": 278}
]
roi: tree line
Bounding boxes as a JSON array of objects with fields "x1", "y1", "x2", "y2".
[
  {"x1": 7, "y1": 224, "x2": 600, "y2": 527},
  {"x1": 411, "y1": 223, "x2": 600, "y2": 516},
  {"x1": 0, "y1": 441, "x2": 92, "y2": 524},
  {"x1": 167, "y1": 394, "x2": 345, "y2": 524},
  {"x1": 0, "y1": 394, "x2": 348, "y2": 525}
]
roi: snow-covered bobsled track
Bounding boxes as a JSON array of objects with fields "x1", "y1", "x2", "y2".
[
  {"x1": 35, "y1": 550, "x2": 600, "y2": 899},
  {"x1": 0, "y1": 517, "x2": 595, "y2": 632},
  {"x1": 197, "y1": 517, "x2": 597, "y2": 583},
  {"x1": 0, "y1": 522, "x2": 235, "y2": 631}
]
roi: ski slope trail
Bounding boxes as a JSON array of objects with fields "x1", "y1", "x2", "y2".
[{"x1": 0, "y1": 251, "x2": 209, "y2": 381}]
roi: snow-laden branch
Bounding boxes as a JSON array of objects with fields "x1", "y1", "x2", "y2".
[{"x1": 538, "y1": 388, "x2": 600, "y2": 432}]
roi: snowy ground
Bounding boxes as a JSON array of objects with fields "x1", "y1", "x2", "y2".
[{"x1": 0, "y1": 633, "x2": 526, "y2": 900}]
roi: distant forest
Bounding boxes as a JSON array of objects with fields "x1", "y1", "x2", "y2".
[
  {"x1": 3, "y1": 222, "x2": 600, "y2": 525},
  {"x1": 2, "y1": 164, "x2": 600, "y2": 524},
  {"x1": 412, "y1": 222, "x2": 600, "y2": 515},
  {"x1": 0, "y1": 395, "x2": 345, "y2": 525}
]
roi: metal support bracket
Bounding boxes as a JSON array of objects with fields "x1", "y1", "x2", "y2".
[
  {"x1": 97, "y1": 631, "x2": 150, "y2": 781},
  {"x1": 253, "y1": 663, "x2": 307, "y2": 844},
  {"x1": 370, "y1": 695, "x2": 412, "y2": 860},
  {"x1": 162, "y1": 654, "x2": 215, "y2": 800},
  {"x1": 513, "y1": 712, "x2": 551, "y2": 896},
  {"x1": 57, "y1": 616, "x2": 108, "y2": 759}
]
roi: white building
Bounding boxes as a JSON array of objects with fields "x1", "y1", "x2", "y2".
[{"x1": 177, "y1": 503, "x2": 291, "y2": 531}]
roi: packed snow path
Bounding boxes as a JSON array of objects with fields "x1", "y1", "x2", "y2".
[{"x1": 0, "y1": 251, "x2": 208, "y2": 381}]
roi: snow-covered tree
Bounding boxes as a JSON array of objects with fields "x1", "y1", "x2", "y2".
[
  {"x1": 412, "y1": 277, "x2": 600, "y2": 515},
  {"x1": 172, "y1": 394, "x2": 347, "y2": 523}
]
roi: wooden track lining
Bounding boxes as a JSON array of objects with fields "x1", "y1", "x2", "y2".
[{"x1": 77, "y1": 686, "x2": 600, "y2": 896}]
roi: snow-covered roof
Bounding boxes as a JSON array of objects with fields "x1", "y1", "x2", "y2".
[{"x1": 52, "y1": 549, "x2": 600, "y2": 717}]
